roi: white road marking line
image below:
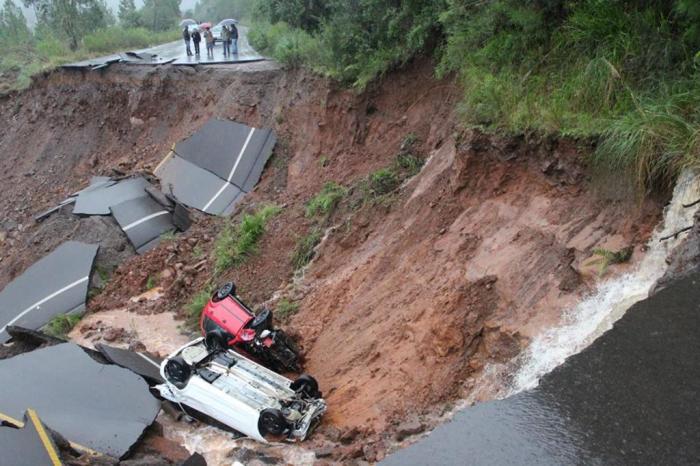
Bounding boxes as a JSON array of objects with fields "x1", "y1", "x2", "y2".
[
  {"x1": 122, "y1": 210, "x2": 170, "y2": 231},
  {"x1": 154, "y1": 151, "x2": 174, "y2": 175},
  {"x1": 137, "y1": 352, "x2": 161, "y2": 368},
  {"x1": 0, "y1": 277, "x2": 89, "y2": 335},
  {"x1": 202, "y1": 127, "x2": 255, "y2": 213}
]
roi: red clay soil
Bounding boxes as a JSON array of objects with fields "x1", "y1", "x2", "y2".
[{"x1": 0, "y1": 58, "x2": 662, "y2": 462}]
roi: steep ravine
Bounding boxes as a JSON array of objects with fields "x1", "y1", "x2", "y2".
[{"x1": 0, "y1": 60, "x2": 672, "y2": 464}]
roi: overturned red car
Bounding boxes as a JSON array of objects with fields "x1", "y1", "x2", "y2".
[{"x1": 199, "y1": 282, "x2": 301, "y2": 372}]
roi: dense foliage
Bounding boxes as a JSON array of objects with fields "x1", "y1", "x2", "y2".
[
  {"x1": 250, "y1": 0, "x2": 700, "y2": 190},
  {"x1": 190, "y1": 0, "x2": 251, "y2": 24},
  {"x1": 0, "y1": 0, "x2": 178, "y2": 92}
]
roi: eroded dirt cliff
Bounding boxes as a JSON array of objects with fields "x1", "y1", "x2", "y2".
[{"x1": 0, "y1": 59, "x2": 663, "y2": 463}]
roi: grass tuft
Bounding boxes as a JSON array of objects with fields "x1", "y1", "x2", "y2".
[
  {"x1": 369, "y1": 168, "x2": 400, "y2": 196},
  {"x1": 306, "y1": 182, "x2": 347, "y2": 217},
  {"x1": 214, "y1": 204, "x2": 282, "y2": 273},
  {"x1": 276, "y1": 298, "x2": 299, "y2": 319},
  {"x1": 292, "y1": 228, "x2": 322, "y2": 269},
  {"x1": 186, "y1": 285, "x2": 213, "y2": 327},
  {"x1": 44, "y1": 313, "x2": 82, "y2": 338},
  {"x1": 586, "y1": 246, "x2": 633, "y2": 276}
]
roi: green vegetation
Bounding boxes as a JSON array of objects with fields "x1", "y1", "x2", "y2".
[
  {"x1": 275, "y1": 297, "x2": 299, "y2": 319},
  {"x1": 292, "y1": 228, "x2": 322, "y2": 269},
  {"x1": 586, "y1": 246, "x2": 633, "y2": 276},
  {"x1": 186, "y1": 285, "x2": 213, "y2": 326},
  {"x1": 44, "y1": 313, "x2": 82, "y2": 338},
  {"x1": 251, "y1": 0, "x2": 700, "y2": 191},
  {"x1": 369, "y1": 168, "x2": 399, "y2": 196},
  {"x1": 145, "y1": 275, "x2": 156, "y2": 290},
  {"x1": 306, "y1": 181, "x2": 347, "y2": 217},
  {"x1": 190, "y1": 0, "x2": 253, "y2": 24},
  {"x1": 0, "y1": 0, "x2": 179, "y2": 93},
  {"x1": 213, "y1": 204, "x2": 282, "y2": 273},
  {"x1": 83, "y1": 27, "x2": 179, "y2": 53}
]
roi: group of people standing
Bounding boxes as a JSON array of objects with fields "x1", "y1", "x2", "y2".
[{"x1": 182, "y1": 22, "x2": 239, "y2": 59}]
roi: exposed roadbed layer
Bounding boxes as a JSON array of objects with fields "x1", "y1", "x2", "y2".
[{"x1": 0, "y1": 60, "x2": 665, "y2": 463}]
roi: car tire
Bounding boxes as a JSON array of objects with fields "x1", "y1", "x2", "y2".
[
  {"x1": 290, "y1": 374, "x2": 320, "y2": 398},
  {"x1": 164, "y1": 356, "x2": 191, "y2": 389},
  {"x1": 212, "y1": 282, "x2": 236, "y2": 302},
  {"x1": 204, "y1": 329, "x2": 229, "y2": 352},
  {"x1": 250, "y1": 308, "x2": 272, "y2": 332},
  {"x1": 259, "y1": 408, "x2": 287, "y2": 436}
]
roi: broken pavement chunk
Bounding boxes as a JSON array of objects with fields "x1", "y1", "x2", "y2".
[
  {"x1": 173, "y1": 119, "x2": 276, "y2": 192},
  {"x1": 0, "y1": 241, "x2": 98, "y2": 344},
  {"x1": 156, "y1": 154, "x2": 245, "y2": 216},
  {"x1": 96, "y1": 343, "x2": 165, "y2": 385},
  {"x1": 0, "y1": 409, "x2": 62, "y2": 466},
  {"x1": 155, "y1": 119, "x2": 276, "y2": 216},
  {"x1": 0, "y1": 343, "x2": 160, "y2": 458},
  {"x1": 111, "y1": 196, "x2": 175, "y2": 254},
  {"x1": 73, "y1": 177, "x2": 150, "y2": 216}
]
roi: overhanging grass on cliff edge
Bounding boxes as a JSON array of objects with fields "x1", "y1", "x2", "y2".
[{"x1": 250, "y1": 0, "x2": 700, "y2": 191}]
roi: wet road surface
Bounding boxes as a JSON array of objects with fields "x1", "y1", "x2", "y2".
[
  {"x1": 382, "y1": 272, "x2": 700, "y2": 465},
  {"x1": 65, "y1": 26, "x2": 263, "y2": 68}
]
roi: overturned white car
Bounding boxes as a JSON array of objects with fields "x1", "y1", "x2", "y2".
[{"x1": 156, "y1": 338, "x2": 326, "y2": 442}]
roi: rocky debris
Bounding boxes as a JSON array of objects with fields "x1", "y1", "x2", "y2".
[
  {"x1": 394, "y1": 419, "x2": 426, "y2": 442},
  {"x1": 79, "y1": 320, "x2": 133, "y2": 345}
]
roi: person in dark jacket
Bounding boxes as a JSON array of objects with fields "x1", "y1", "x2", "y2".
[
  {"x1": 222, "y1": 25, "x2": 231, "y2": 56},
  {"x1": 192, "y1": 28, "x2": 202, "y2": 56},
  {"x1": 230, "y1": 23, "x2": 239, "y2": 55},
  {"x1": 183, "y1": 27, "x2": 192, "y2": 56}
]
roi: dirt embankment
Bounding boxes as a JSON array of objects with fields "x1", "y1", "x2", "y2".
[{"x1": 0, "y1": 59, "x2": 662, "y2": 463}]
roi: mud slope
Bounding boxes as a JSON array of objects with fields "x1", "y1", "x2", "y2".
[{"x1": 0, "y1": 59, "x2": 661, "y2": 462}]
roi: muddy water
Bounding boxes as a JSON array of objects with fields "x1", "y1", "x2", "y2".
[{"x1": 382, "y1": 171, "x2": 700, "y2": 465}]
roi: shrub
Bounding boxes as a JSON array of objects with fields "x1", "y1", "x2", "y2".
[
  {"x1": 292, "y1": 228, "x2": 322, "y2": 269},
  {"x1": 306, "y1": 182, "x2": 347, "y2": 217},
  {"x1": 248, "y1": 21, "x2": 322, "y2": 68}
]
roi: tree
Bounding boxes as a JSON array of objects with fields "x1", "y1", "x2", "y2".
[
  {"x1": 0, "y1": 0, "x2": 31, "y2": 43},
  {"x1": 118, "y1": 0, "x2": 140, "y2": 27},
  {"x1": 139, "y1": 0, "x2": 180, "y2": 31},
  {"x1": 254, "y1": 0, "x2": 329, "y2": 31},
  {"x1": 192, "y1": 0, "x2": 252, "y2": 23},
  {"x1": 31, "y1": 0, "x2": 111, "y2": 49}
]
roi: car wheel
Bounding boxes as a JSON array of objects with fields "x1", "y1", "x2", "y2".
[
  {"x1": 212, "y1": 282, "x2": 236, "y2": 302},
  {"x1": 290, "y1": 374, "x2": 320, "y2": 398},
  {"x1": 250, "y1": 308, "x2": 272, "y2": 331},
  {"x1": 259, "y1": 408, "x2": 287, "y2": 436},
  {"x1": 204, "y1": 329, "x2": 229, "y2": 352},
  {"x1": 164, "y1": 356, "x2": 191, "y2": 389}
]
